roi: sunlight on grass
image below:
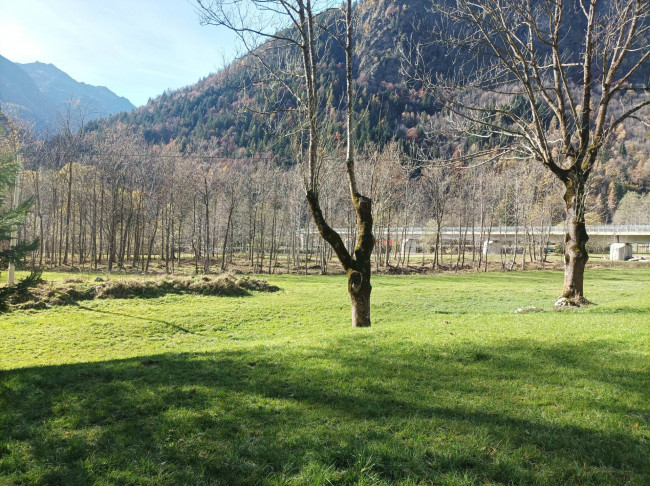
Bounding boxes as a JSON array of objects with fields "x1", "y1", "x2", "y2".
[{"x1": 1, "y1": 268, "x2": 649, "y2": 484}]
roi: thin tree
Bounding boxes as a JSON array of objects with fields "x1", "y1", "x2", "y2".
[{"x1": 195, "y1": 0, "x2": 375, "y2": 326}]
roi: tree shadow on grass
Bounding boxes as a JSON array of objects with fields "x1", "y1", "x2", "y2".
[
  {"x1": 0, "y1": 339, "x2": 648, "y2": 485},
  {"x1": 74, "y1": 303, "x2": 194, "y2": 334}
]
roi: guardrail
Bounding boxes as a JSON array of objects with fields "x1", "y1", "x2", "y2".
[{"x1": 330, "y1": 225, "x2": 650, "y2": 238}]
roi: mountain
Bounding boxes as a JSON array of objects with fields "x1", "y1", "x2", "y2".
[
  {"x1": 0, "y1": 54, "x2": 135, "y2": 132},
  {"x1": 99, "y1": 0, "x2": 438, "y2": 156},
  {"x1": 0, "y1": 55, "x2": 55, "y2": 131},
  {"x1": 94, "y1": 0, "x2": 648, "y2": 159}
]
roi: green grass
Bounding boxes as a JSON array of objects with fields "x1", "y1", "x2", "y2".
[{"x1": 1, "y1": 268, "x2": 649, "y2": 485}]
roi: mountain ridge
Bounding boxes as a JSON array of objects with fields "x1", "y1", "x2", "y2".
[{"x1": 0, "y1": 54, "x2": 135, "y2": 132}]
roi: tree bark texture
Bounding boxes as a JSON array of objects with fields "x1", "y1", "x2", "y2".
[
  {"x1": 558, "y1": 173, "x2": 590, "y2": 305},
  {"x1": 348, "y1": 268, "x2": 371, "y2": 327},
  {"x1": 348, "y1": 195, "x2": 373, "y2": 327},
  {"x1": 306, "y1": 190, "x2": 374, "y2": 327}
]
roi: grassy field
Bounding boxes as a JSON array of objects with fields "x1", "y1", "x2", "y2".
[{"x1": 1, "y1": 268, "x2": 649, "y2": 485}]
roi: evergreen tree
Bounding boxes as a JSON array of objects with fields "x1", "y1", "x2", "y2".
[
  {"x1": 0, "y1": 114, "x2": 40, "y2": 309},
  {"x1": 0, "y1": 154, "x2": 37, "y2": 267}
]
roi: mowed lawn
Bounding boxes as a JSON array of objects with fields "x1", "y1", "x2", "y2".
[{"x1": 1, "y1": 268, "x2": 649, "y2": 485}]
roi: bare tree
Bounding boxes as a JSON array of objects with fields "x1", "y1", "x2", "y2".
[
  {"x1": 195, "y1": 0, "x2": 375, "y2": 326},
  {"x1": 423, "y1": 165, "x2": 450, "y2": 270},
  {"x1": 409, "y1": 0, "x2": 649, "y2": 305}
]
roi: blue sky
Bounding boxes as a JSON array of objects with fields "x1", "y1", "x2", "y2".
[{"x1": 0, "y1": 0, "x2": 239, "y2": 107}]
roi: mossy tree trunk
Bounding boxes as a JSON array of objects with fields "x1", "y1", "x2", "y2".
[
  {"x1": 347, "y1": 195, "x2": 374, "y2": 327},
  {"x1": 558, "y1": 171, "x2": 590, "y2": 305},
  {"x1": 306, "y1": 190, "x2": 374, "y2": 327},
  {"x1": 348, "y1": 268, "x2": 371, "y2": 327}
]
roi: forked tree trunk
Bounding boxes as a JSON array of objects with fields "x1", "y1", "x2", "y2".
[
  {"x1": 306, "y1": 190, "x2": 374, "y2": 327},
  {"x1": 348, "y1": 195, "x2": 373, "y2": 327},
  {"x1": 558, "y1": 174, "x2": 590, "y2": 306}
]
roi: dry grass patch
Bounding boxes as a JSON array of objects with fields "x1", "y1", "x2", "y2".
[{"x1": 5, "y1": 274, "x2": 280, "y2": 310}]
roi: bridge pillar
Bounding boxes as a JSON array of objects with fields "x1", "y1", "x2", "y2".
[{"x1": 610, "y1": 242, "x2": 632, "y2": 261}]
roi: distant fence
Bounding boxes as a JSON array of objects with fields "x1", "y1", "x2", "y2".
[
  {"x1": 344, "y1": 225, "x2": 650, "y2": 237},
  {"x1": 326, "y1": 225, "x2": 650, "y2": 243}
]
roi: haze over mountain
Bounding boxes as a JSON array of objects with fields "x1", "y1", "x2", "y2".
[{"x1": 0, "y1": 54, "x2": 135, "y2": 132}]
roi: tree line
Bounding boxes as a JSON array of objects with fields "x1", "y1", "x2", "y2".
[{"x1": 6, "y1": 121, "x2": 576, "y2": 276}]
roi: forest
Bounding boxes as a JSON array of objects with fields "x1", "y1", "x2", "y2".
[{"x1": 1, "y1": 109, "x2": 648, "y2": 277}]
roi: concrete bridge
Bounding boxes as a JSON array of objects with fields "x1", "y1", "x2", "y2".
[
  {"x1": 358, "y1": 224, "x2": 649, "y2": 241},
  {"x1": 415, "y1": 225, "x2": 650, "y2": 245},
  {"x1": 328, "y1": 225, "x2": 650, "y2": 254},
  {"x1": 311, "y1": 225, "x2": 650, "y2": 252},
  {"x1": 405, "y1": 225, "x2": 650, "y2": 256}
]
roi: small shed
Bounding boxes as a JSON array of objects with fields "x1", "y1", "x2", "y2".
[{"x1": 610, "y1": 242, "x2": 633, "y2": 261}]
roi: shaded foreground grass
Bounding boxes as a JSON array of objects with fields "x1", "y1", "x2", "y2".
[{"x1": 1, "y1": 269, "x2": 649, "y2": 484}]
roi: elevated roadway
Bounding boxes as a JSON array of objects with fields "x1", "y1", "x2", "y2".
[
  {"x1": 315, "y1": 225, "x2": 650, "y2": 251},
  {"x1": 425, "y1": 225, "x2": 650, "y2": 245}
]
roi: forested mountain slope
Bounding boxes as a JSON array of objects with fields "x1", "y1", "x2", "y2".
[
  {"x1": 98, "y1": 0, "x2": 647, "y2": 157},
  {"x1": 94, "y1": 0, "x2": 440, "y2": 156}
]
